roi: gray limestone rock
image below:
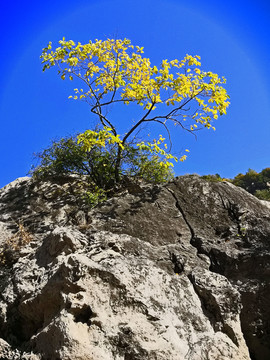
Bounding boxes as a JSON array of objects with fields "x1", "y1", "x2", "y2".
[{"x1": 0, "y1": 175, "x2": 269, "y2": 359}]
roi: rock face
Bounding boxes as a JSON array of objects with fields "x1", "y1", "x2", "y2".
[{"x1": 0, "y1": 175, "x2": 269, "y2": 360}]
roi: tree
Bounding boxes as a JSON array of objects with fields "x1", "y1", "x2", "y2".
[
  {"x1": 232, "y1": 168, "x2": 270, "y2": 198},
  {"x1": 41, "y1": 38, "x2": 229, "y2": 184}
]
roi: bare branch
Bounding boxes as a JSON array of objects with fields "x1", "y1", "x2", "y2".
[
  {"x1": 122, "y1": 101, "x2": 156, "y2": 144},
  {"x1": 143, "y1": 118, "x2": 173, "y2": 150}
]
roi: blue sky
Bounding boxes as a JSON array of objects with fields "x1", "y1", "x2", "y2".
[{"x1": 1, "y1": 0, "x2": 269, "y2": 188}]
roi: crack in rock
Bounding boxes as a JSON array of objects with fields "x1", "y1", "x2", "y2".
[
  {"x1": 187, "y1": 271, "x2": 240, "y2": 347},
  {"x1": 165, "y1": 186, "x2": 195, "y2": 241}
]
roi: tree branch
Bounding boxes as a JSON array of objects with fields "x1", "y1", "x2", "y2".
[{"x1": 122, "y1": 101, "x2": 156, "y2": 144}]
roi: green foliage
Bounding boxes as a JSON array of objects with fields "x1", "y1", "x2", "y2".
[
  {"x1": 31, "y1": 136, "x2": 90, "y2": 178},
  {"x1": 31, "y1": 134, "x2": 121, "y2": 189},
  {"x1": 201, "y1": 173, "x2": 224, "y2": 182},
  {"x1": 77, "y1": 128, "x2": 179, "y2": 184},
  {"x1": 83, "y1": 186, "x2": 107, "y2": 207},
  {"x1": 31, "y1": 133, "x2": 174, "y2": 193},
  {"x1": 232, "y1": 168, "x2": 270, "y2": 195},
  {"x1": 201, "y1": 168, "x2": 270, "y2": 202},
  {"x1": 254, "y1": 189, "x2": 270, "y2": 201},
  {"x1": 261, "y1": 167, "x2": 270, "y2": 178},
  {"x1": 202, "y1": 167, "x2": 270, "y2": 202},
  {"x1": 232, "y1": 169, "x2": 262, "y2": 194},
  {"x1": 125, "y1": 152, "x2": 174, "y2": 183}
]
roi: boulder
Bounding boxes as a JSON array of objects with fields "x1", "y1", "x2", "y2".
[{"x1": 0, "y1": 175, "x2": 269, "y2": 359}]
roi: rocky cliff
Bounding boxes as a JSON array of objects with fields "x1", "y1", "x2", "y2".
[{"x1": 0, "y1": 175, "x2": 269, "y2": 360}]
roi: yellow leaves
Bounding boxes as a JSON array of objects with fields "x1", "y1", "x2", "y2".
[
  {"x1": 161, "y1": 59, "x2": 170, "y2": 69},
  {"x1": 77, "y1": 127, "x2": 124, "y2": 152},
  {"x1": 170, "y1": 59, "x2": 180, "y2": 67},
  {"x1": 40, "y1": 37, "x2": 229, "y2": 122},
  {"x1": 69, "y1": 88, "x2": 88, "y2": 101},
  {"x1": 180, "y1": 155, "x2": 187, "y2": 162},
  {"x1": 136, "y1": 135, "x2": 185, "y2": 170},
  {"x1": 195, "y1": 97, "x2": 206, "y2": 107},
  {"x1": 181, "y1": 54, "x2": 201, "y2": 67},
  {"x1": 135, "y1": 45, "x2": 144, "y2": 53},
  {"x1": 67, "y1": 57, "x2": 79, "y2": 66},
  {"x1": 179, "y1": 155, "x2": 187, "y2": 162}
]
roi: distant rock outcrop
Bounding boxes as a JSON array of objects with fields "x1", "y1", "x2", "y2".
[{"x1": 0, "y1": 175, "x2": 269, "y2": 360}]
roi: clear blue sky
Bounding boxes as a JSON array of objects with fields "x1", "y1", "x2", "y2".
[{"x1": 1, "y1": 0, "x2": 269, "y2": 188}]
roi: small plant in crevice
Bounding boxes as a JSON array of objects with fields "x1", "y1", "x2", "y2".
[
  {"x1": 239, "y1": 226, "x2": 247, "y2": 238},
  {"x1": 83, "y1": 186, "x2": 107, "y2": 208},
  {"x1": 0, "y1": 222, "x2": 33, "y2": 266}
]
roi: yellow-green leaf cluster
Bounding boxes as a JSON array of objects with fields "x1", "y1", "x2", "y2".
[
  {"x1": 137, "y1": 135, "x2": 186, "y2": 169},
  {"x1": 77, "y1": 127, "x2": 124, "y2": 152}
]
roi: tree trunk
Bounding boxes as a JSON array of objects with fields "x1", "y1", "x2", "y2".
[{"x1": 114, "y1": 145, "x2": 122, "y2": 184}]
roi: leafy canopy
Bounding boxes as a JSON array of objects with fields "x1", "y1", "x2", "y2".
[{"x1": 40, "y1": 38, "x2": 229, "y2": 184}]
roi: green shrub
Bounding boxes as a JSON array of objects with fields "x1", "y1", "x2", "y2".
[
  {"x1": 31, "y1": 134, "x2": 174, "y2": 200},
  {"x1": 254, "y1": 189, "x2": 270, "y2": 201},
  {"x1": 31, "y1": 135, "x2": 117, "y2": 188},
  {"x1": 83, "y1": 186, "x2": 107, "y2": 207},
  {"x1": 123, "y1": 148, "x2": 174, "y2": 183},
  {"x1": 201, "y1": 174, "x2": 224, "y2": 182}
]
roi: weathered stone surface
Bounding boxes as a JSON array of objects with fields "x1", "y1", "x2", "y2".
[{"x1": 0, "y1": 175, "x2": 269, "y2": 359}]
